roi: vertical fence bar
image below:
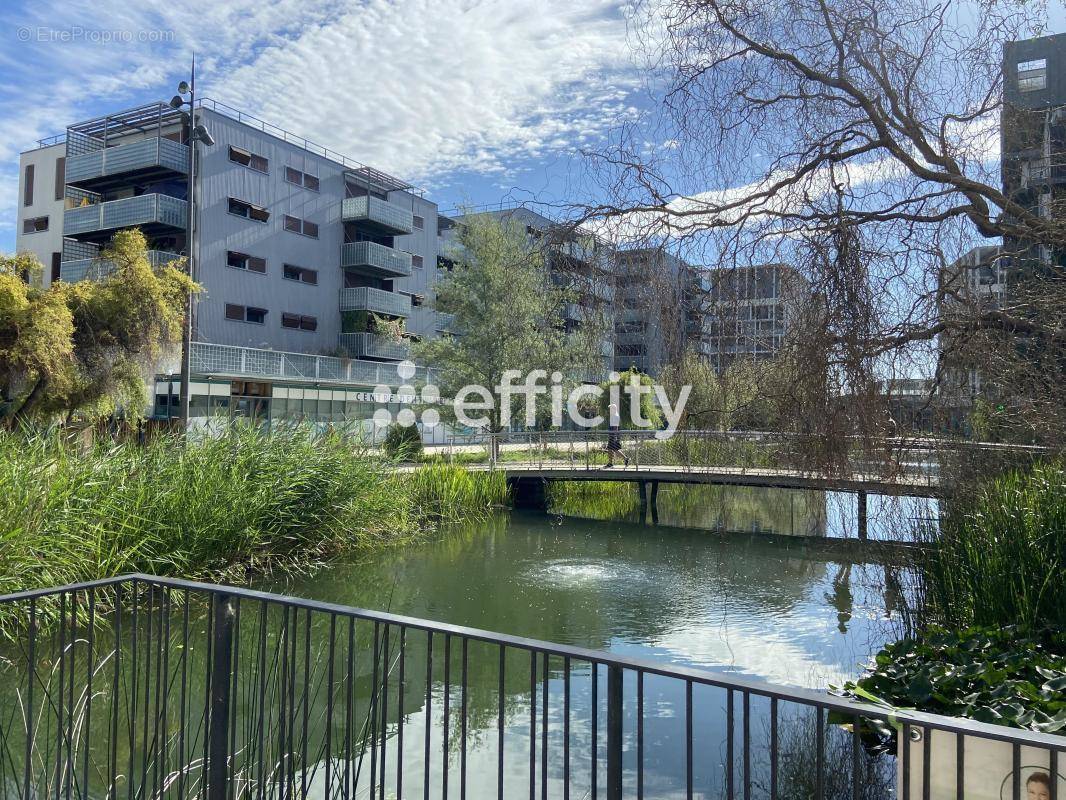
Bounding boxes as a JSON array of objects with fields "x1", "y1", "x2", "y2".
[
  {"x1": 636, "y1": 670, "x2": 644, "y2": 800},
  {"x1": 727, "y1": 690, "x2": 734, "y2": 800},
  {"x1": 207, "y1": 595, "x2": 235, "y2": 800},
  {"x1": 23, "y1": 597, "x2": 36, "y2": 800},
  {"x1": 379, "y1": 624, "x2": 390, "y2": 800},
  {"x1": 461, "y1": 637, "x2": 469, "y2": 800},
  {"x1": 398, "y1": 627, "x2": 407, "y2": 800},
  {"x1": 564, "y1": 657, "x2": 571, "y2": 800},
  {"x1": 444, "y1": 634, "x2": 452, "y2": 800},
  {"x1": 770, "y1": 698, "x2": 778, "y2": 800},
  {"x1": 541, "y1": 652, "x2": 548, "y2": 800},
  {"x1": 685, "y1": 679, "x2": 693, "y2": 800},
  {"x1": 592, "y1": 662, "x2": 598, "y2": 800},
  {"x1": 498, "y1": 644, "x2": 506, "y2": 800},
  {"x1": 606, "y1": 665, "x2": 623, "y2": 800},
  {"x1": 424, "y1": 632, "x2": 433, "y2": 800},
  {"x1": 529, "y1": 651, "x2": 536, "y2": 800}
]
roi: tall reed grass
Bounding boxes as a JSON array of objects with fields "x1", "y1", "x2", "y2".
[
  {"x1": 916, "y1": 460, "x2": 1065, "y2": 629},
  {"x1": 0, "y1": 425, "x2": 509, "y2": 600}
]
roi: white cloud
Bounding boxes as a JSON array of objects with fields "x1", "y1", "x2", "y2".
[
  {"x1": 0, "y1": 0, "x2": 641, "y2": 248},
  {"x1": 210, "y1": 0, "x2": 641, "y2": 183}
]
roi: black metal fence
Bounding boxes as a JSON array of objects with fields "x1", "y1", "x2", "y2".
[{"x1": 0, "y1": 575, "x2": 1061, "y2": 800}]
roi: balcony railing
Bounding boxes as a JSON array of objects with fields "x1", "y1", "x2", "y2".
[
  {"x1": 189, "y1": 341, "x2": 431, "y2": 386},
  {"x1": 338, "y1": 286, "x2": 411, "y2": 317},
  {"x1": 564, "y1": 302, "x2": 588, "y2": 322},
  {"x1": 338, "y1": 332, "x2": 410, "y2": 361},
  {"x1": 435, "y1": 311, "x2": 457, "y2": 332},
  {"x1": 341, "y1": 196, "x2": 415, "y2": 235},
  {"x1": 340, "y1": 241, "x2": 412, "y2": 278},
  {"x1": 64, "y1": 194, "x2": 187, "y2": 238},
  {"x1": 59, "y1": 250, "x2": 181, "y2": 282},
  {"x1": 65, "y1": 137, "x2": 189, "y2": 187}
]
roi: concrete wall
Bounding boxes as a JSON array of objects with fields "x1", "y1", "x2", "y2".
[
  {"x1": 193, "y1": 108, "x2": 440, "y2": 354},
  {"x1": 15, "y1": 142, "x2": 66, "y2": 285}
]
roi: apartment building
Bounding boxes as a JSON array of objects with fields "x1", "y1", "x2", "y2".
[
  {"x1": 15, "y1": 138, "x2": 66, "y2": 284},
  {"x1": 15, "y1": 99, "x2": 443, "y2": 429},
  {"x1": 1001, "y1": 32, "x2": 1066, "y2": 268},
  {"x1": 935, "y1": 244, "x2": 1005, "y2": 426},
  {"x1": 930, "y1": 34, "x2": 1066, "y2": 433},
  {"x1": 613, "y1": 247, "x2": 692, "y2": 376},
  {"x1": 698, "y1": 263, "x2": 809, "y2": 374},
  {"x1": 444, "y1": 207, "x2": 616, "y2": 377}
]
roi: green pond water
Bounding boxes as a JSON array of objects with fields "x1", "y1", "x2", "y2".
[
  {"x1": 2, "y1": 484, "x2": 921, "y2": 800},
  {"x1": 269, "y1": 482, "x2": 922, "y2": 689}
]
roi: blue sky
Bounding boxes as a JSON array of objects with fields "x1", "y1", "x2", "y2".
[
  {"x1": 1, "y1": 0, "x2": 1064, "y2": 255},
  {"x1": 0, "y1": 0, "x2": 652, "y2": 252}
]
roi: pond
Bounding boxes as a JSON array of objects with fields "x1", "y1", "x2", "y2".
[
  {"x1": 1, "y1": 485, "x2": 920, "y2": 800},
  {"x1": 268, "y1": 497, "x2": 918, "y2": 689}
]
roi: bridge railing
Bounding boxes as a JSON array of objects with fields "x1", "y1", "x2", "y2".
[
  {"x1": 0, "y1": 575, "x2": 1062, "y2": 800},
  {"x1": 441, "y1": 430, "x2": 961, "y2": 485}
]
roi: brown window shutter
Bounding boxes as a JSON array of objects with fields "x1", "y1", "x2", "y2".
[
  {"x1": 54, "y1": 157, "x2": 65, "y2": 201},
  {"x1": 23, "y1": 164, "x2": 34, "y2": 206}
]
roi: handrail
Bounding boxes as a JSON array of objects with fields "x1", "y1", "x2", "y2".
[{"x1": 0, "y1": 572, "x2": 1061, "y2": 750}]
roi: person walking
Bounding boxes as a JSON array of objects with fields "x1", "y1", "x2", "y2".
[{"x1": 605, "y1": 402, "x2": 630, "y2": 468}]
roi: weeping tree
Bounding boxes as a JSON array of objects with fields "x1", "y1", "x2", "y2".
[
  {"x1": 0, "y1": 229, "x2": 197, "y2": 426},
  {"x1": 580, "y1": 0, "x2": 1066, "y2": 469}
]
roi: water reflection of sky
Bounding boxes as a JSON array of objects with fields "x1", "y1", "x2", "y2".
[{"x1": 283, "y1": 510, "x2": 912, "y2": 690}]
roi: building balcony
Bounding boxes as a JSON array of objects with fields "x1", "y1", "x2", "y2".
[
  {"x1": 588, "y1": 277, "x2": 613, "y2": 302},
  {"x1": 338, "y1": 286, "x2": 410, "y2": 317},
  {"x1": 340, "y1": 241, "x2": 412, "y2": 278},
  {"x1": 65, "y1": 137, "x2": 189, "y2": 191},
  {"x1": 337, "y1": 332, "x2": 410, "y2": 361},
  {"x1": 435, "y1": 312, "x2": 457, "y2": 333},
  {"x1": 341, "y1": 196, "x2": 414, "y2": 236},
  {"x1": 60, "y1": 250, "x2": 180, "y2": 282},
  {"x1": 64, "y1": 194, "x2": 187, "y2": 243},
  {"x1": 564, "y1": 303, "x2": 587, "y2": 322}
]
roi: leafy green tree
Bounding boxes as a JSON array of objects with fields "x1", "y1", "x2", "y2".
[
  {"x1": 0, "y1": 229, "x2": 197, "y2": 425},
  {"x1": 594, "y1": 368, "x2": 663, "y2": 429},
  {"x1": 661, "y1": 353, "x2": 790, "y2": 431},
  {"x1": 413, "y1": 214, "x2": 596, "y2": 433}
]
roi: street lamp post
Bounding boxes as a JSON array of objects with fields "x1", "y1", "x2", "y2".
[{"x1": 171, "y1": 58, "x2": 214, "y2": 428}]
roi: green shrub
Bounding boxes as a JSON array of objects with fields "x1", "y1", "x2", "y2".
[
  {"x1": 840, "y1": 626, "x2": 1066, "y2": 734},
  {"x1": 405, "y1": 463, "x2": 509, "y2": 524},
  {"x1": 0, "y1": 425, "x2": 509, "y2": 634},
  {"x1": 916, "y1": 460, "x2": 1066, "y2": 629},
  {"x1": 382, "y1": 423, "x2": 423, "y2": 460}
]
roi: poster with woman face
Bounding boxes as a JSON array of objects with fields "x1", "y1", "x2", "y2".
[{"x1": 901, "y1": 731, "x2": 1065, "y2": 799}]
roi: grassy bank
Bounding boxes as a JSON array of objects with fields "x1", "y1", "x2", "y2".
[
  {"x1": 0, "y1": 425, "x2": 509, "y2": 599},
  {"x1": 915, "y1": 459, "x2": 1065, "y2": 629}
]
